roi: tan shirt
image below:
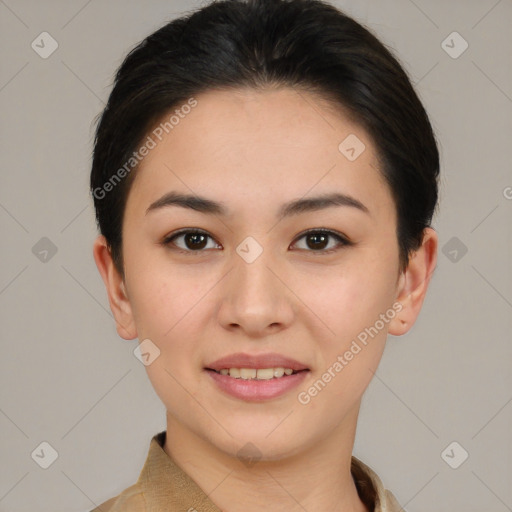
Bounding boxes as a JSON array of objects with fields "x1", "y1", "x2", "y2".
[{"x1": 91, "y1": 431, "x2": 404, "y2": 512}]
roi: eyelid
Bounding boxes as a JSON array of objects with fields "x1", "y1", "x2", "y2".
[
  {"x1": 162, "y1": 227, "x2": 351, "y2": 254},
  {"x1": 290, "y1": 228, "x2": 351, "y2": 254},
  {"x1": 162, "y1": 228, "x2": 220, "y2": 252},
  {"x1": 292, "y1": 227, "x2": 350, "y2": 244}
]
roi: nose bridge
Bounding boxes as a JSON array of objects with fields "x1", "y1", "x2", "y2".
[
  {"x1": 218, "y1": 237, "x2": 294, "y2": 333},
  {"x1": 234, "y1": 239, "x2": 281, "y2": 308}
]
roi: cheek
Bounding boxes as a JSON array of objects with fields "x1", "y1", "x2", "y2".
[
  {"x1": 302, "y1": 256, "x2": 398, "y2": 340},
  {"x1": 124, "y1": 238, "x2": 191, "y2": 335},
  {"x1": 128, "y1": 273, "x2": 202, "y2": 408},
  {"x1": 126, "y1": 265, "x2": 212, "y2": 377},
  {"x1": 299, "y1": 267, "x2": 394, "y2": 413}
]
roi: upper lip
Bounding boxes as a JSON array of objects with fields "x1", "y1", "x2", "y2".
[{"x1": 205, "y1": 352, "x2": 310, "y2": 371}]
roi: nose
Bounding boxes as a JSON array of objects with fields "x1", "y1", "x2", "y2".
[{"x1": 216, "y1": 245, "x2": 295, "y2": 338}]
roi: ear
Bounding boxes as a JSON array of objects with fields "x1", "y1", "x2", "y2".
[
  {"x1": 388, "y1": 227, "x2": 438, "y2": 336},
  {"x1": 92, "y1": 234, "x2": 138, "y2": 340}
]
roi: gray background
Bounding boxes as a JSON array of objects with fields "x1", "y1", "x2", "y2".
[{"x1": 0, "y1": 0, "x2": 511, "y2": 511}]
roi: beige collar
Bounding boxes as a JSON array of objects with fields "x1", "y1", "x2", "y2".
[
  {"x1": 97, "y1": 431, "x2": 404, "y2": 512},
  {"x1": 136, "y1": 431, "x2": 403, "y2": 512}
]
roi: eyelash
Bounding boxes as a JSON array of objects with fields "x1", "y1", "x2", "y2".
[{"x1": 161, "y1": 228, "x2": 352, "y2": 255}]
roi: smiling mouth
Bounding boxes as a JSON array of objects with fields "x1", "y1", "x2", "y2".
[{"x1": 205, "y1": 367, "x2": 309, "y2": 380}]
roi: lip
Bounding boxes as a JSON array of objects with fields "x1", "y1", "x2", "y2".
[
  {"x1": 204, "y1": 352, "x2": 310, "y2": 372},
  {"x1": 205, "y1": 368, "x2": 309, "y2": 401}
]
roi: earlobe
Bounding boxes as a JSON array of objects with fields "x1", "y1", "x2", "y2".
[
  {"x1": 92, "y1": 235, "x2": 138, "y2": 340},
  {"x1": 388, "y1": 227, "x2": 438, "y2": 336}
]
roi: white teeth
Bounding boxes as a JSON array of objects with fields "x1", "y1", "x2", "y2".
[
  {"x1": 215, "y1": 367, "x2": 298, "y2": 380},
  {"x1": 229, "y1": 368, "x2": 241, "y2": 378},
  {"x1": 240, "y1": 368, "x2": 257, "y2": 379},
  {"x1": 256, "y1": 368, "x2": 274, "y2": 379},
  {"x1": 273, "y1": 368, "x2": 285, "y2": 378}
]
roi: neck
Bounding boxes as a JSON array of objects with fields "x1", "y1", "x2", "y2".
[{"x1": 164, "y1": 402, "x2": 370, "y2": 512}]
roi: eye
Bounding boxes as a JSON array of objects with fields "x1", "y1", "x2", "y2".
[
  {"x1": 162, "y1": 228, "x2": 351, "y2": 254},
  {"x1": 162, "y1": 229, "x2": 220, "y2": 253},
  {"x1": 290, "y1": 229, "x2": 351, "y2": 254}
]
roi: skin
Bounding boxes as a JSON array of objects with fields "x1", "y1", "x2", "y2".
[{"x1": 93, "y1": 87, "x2": 437, "y2": 512}]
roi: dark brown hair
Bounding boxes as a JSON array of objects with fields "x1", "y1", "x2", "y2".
[{"x1": 90, "y1": 0, "x2": 439, "y2": 279}]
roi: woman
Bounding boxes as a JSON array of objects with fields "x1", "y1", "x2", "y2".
[{"x1": 90, "y1": 0, "x2": 439, "y2": 510}]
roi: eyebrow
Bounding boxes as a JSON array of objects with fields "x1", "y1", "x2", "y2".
[{"x1": 145, "y1": 191, "x2": 369, "y2": 219}]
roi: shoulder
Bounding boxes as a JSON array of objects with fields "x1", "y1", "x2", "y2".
[
  {"x1": 383, "y1": 489, "x2": 405, "y2": 512},
  {"x1": 351, "y1": 455, "x2": 405, "y2": 512},
  {"x1": 89, "y1": 483, "x2": 146, "y2": 512}
]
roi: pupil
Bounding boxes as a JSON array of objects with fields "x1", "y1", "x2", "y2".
[
  {"x1": 186, "y1": 233, "x2": 207, "y2": 250},
  {"x1": 308, "y1": 233, "x2": 327, "y2": 250}
]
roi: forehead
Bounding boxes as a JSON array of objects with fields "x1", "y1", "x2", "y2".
[{"x1": 125, "y1": 87, "x2": 392, "y2": 223}]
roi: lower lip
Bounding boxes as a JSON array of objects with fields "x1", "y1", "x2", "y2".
[{"x1": 205, "y1": 369, "x2": 309, "y2": 401}]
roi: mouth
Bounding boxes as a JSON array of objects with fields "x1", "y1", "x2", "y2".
[
  {"x1": 204, "y1": 367, "x2": 310, "y2": 380},
  {"x1": 203, "y1": 352, "x2": 311, "y2": 400},
  {"x1": 204, "y1": 367, "x2": 310, "y2": 401}
]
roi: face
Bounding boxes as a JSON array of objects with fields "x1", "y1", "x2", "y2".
[{"x1": 95, "y1": 87, "x2": 429, "y2": 461}]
